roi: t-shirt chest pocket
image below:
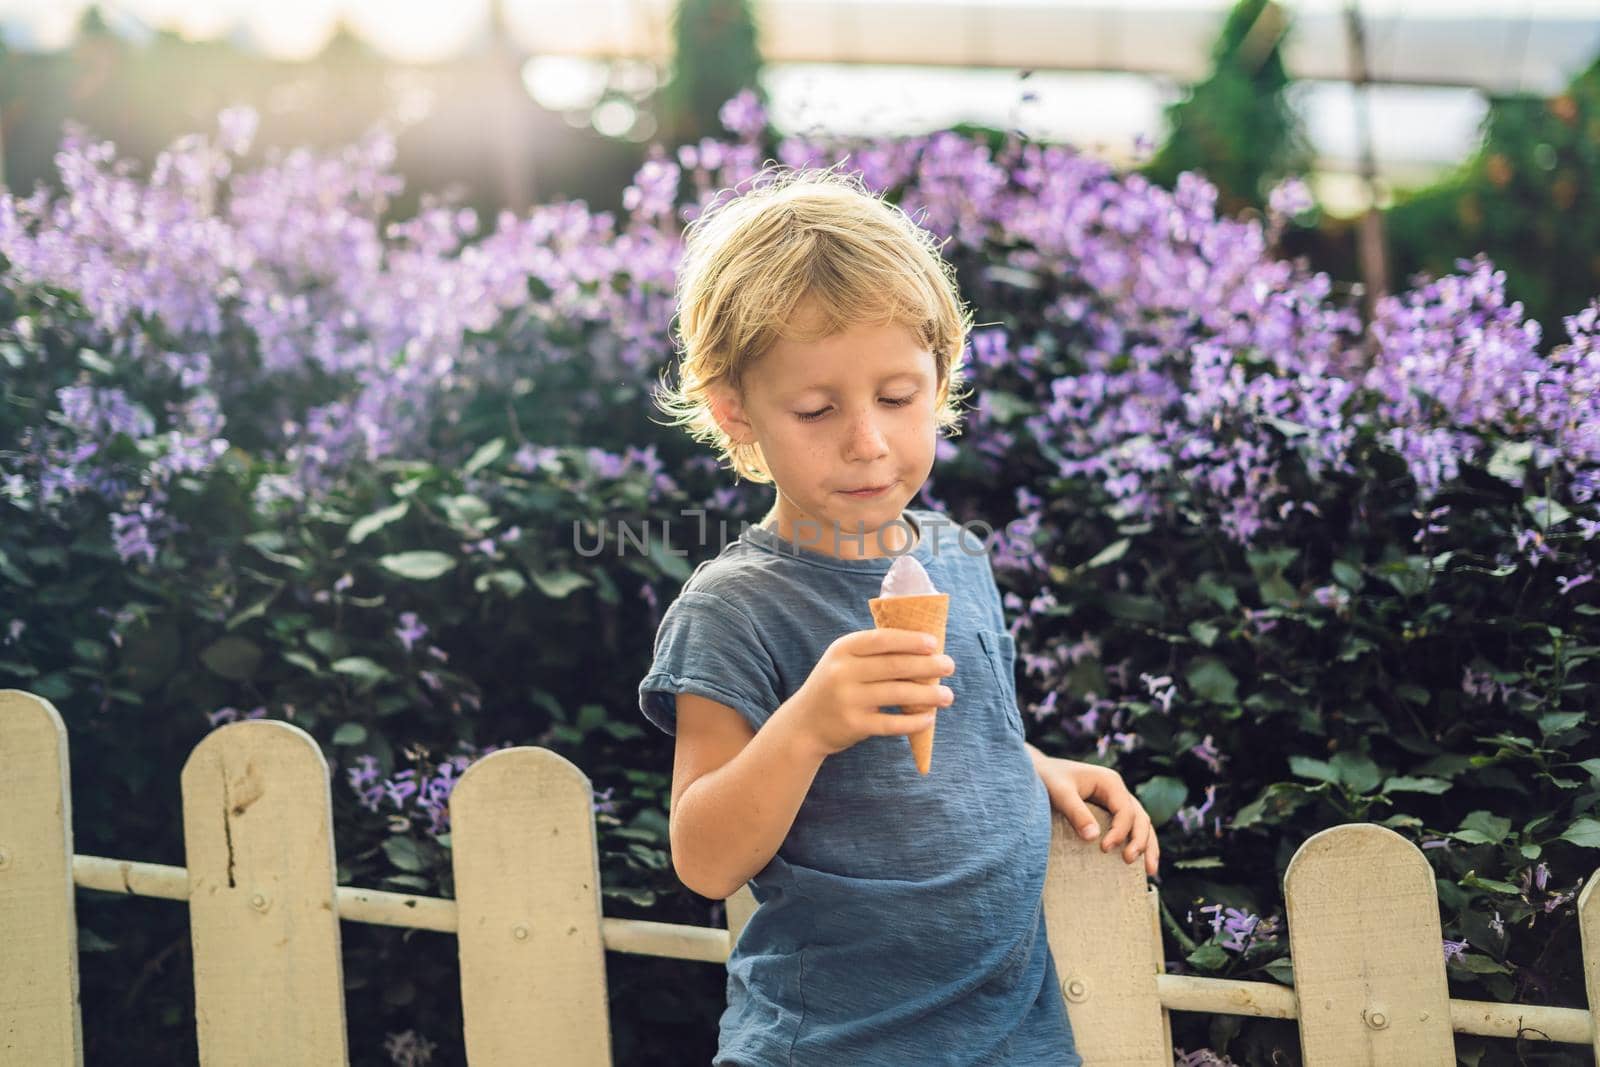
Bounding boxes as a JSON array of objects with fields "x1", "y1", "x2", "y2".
[{"x1": 975, "y1": 628, "x2": 1024, "y2": 736}]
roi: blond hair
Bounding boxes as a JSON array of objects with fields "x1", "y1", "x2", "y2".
[{"x1": 652, "y1": 164, "x2": 974, "y2": 484}]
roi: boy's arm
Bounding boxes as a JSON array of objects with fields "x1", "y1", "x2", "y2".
[{"x1": 668, "y1": 691, "x2": 827, "y2": 900}]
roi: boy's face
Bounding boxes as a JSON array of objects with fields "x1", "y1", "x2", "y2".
[{"x1": 712, "y1": 311, "x2": 942, "y2": 560}]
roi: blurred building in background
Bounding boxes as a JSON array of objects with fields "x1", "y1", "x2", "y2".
[{"x1": 2, "y1": 0, "x2": 1596, "y2": 215}]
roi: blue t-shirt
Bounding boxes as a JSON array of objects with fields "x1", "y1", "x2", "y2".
[{"x1": 638, "y1": 508, "x2": 1082, "y2": 1066}]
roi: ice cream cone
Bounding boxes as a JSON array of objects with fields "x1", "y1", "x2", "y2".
[{"x1": 867, "y1": 593, "x2": 950, "y2": 775}]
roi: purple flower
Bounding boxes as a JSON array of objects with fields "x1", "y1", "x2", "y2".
[
  {"x1": 622, "y1": 157, "x2": 681, "y2": 223},
  {"x1": 718, "y1": 90, "x2": 768, "y2": 140},
  {"x1": 1190, "y1": 735, "x2": 1226, "y2": 774},
  {"x1": 395, "y1": 612, "x2": 428, "y2": 652},
  {"x1": 1556, "y1": 573, "x2": 1593, "y2": 595},
  {"x1": 1267, "y1": 176, "x2": 1313, "y2": 220}
]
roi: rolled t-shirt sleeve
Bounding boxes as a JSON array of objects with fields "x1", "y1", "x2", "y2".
[{"x1": 638, "y1": 590, "x2": 783, "y2": 736}]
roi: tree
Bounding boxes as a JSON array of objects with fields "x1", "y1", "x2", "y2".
[
  {"x1": 1142, "y1": 0, "x2": 1313, "y2": 216},
  {"x1": 655, "y1": 0, "x2": 764, "y2": 147}
]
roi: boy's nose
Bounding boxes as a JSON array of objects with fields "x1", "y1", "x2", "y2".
[{"x1": 843, "y1": 415, "x2": 890, "y2": 460}]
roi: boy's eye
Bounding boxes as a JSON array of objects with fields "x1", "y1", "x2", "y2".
[{"x1": 795, "y1": 394, "x2": 917, "y2": 423}]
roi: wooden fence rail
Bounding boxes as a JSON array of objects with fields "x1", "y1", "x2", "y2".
[{"x1": 3, "y1": 688, "x2": 1598, "y2": 1064}]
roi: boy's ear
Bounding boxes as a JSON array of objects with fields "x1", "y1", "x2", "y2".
[{"x1": 708, "y1": 383, "x2": 757, "y2": 446}]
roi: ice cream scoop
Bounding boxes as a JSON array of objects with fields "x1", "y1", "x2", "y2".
[
  {"x1": 882, "y1": 554, "x2": 938, "y2": 597},
  {"x1": 868, "y1": 555, "x2": 950, "y2": 775}
]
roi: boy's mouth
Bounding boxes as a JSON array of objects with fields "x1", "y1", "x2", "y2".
[{"x1": 839, "y1": 481, "x2": 895, "y2": 498}]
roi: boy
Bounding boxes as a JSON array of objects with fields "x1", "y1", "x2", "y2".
[{"x1": 641, "y1": 166, "x2": 1158, "y2": 1065}]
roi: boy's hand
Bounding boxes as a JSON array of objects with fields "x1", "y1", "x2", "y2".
[
  {"x1": 785, "y1": 628, "x2": 955, "y2": 760},
  {"x1": 1033, "y1": 755, "x2": 1161, "y2": 878}
]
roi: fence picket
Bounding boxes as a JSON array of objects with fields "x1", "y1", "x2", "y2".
[
  {"x1": 1284, "y1": 823, "x2": 1455, "y2": 1064},
  {"x1": 180, "y1": 719, "x2": 348, "y2": 1065},
  {"x1": 451, "y1": 746, "x2": 611, "y2": 1065},
  {"x1": 1578, "y1": 873, "x2": 1600, "y2": 1062},
  {"x1": 0, "y1": 690, "x2": 82, "y2": 1066},
  {"x1": 1042, "y1": 806, "x2": 1172, "y2": 1065},
  {"x1": 725, "y1": 884, "x2": 757, "y2": 949}
]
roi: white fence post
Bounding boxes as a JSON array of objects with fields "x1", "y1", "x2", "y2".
[
  {"x1": 451, "y1": 746, "x2": 612, "y2": 1065},
  {"x1": 1043, "y1": 804, "x2": 1173, "y2": 1065},
  {"x1": 0, "y1": 690, "x2": 82, "y2": 1066},
  {"x1": 1577, "y1": 871, "x2": 1600, "y2": 1062},
  {"x1": 180, "y1": 719, "x2": 348, "y2": 1065},
  {"x1": 1284, "y1": 823, "x2": 1455, "y2": 1063}
]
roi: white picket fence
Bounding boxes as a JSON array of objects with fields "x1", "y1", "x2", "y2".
[{"x1": 2, "y1": 688, "x2": 1598, "y2": 1064}]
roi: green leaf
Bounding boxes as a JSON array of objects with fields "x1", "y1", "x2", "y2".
[
  {"x1": 602, "y1": 719, "x2": 646, "y2": 741},
  {"x1": 1395, "y1": 683, "x2": 1430, "y2": 706},
  {"x1": 462, "y1": 437, "x2": 506, "y2": 477},
  {"x1": 1289, "y1": 756, "x2": 1338, "y2": 784},
  {"x1": 1185, "y1": 657, "x2": 1238, "y2": 704},
  {"x1": 1135, "y1": 775, "x2": 1188, "y2": 826},
  {"x1": 441, "y1": 494, "x2": 493, "y2": 532},
  {"x1": 1195, "y1": 574, "x2": 1238, "y2": 613},
  {"x1": 349, "y1": 501, "x2": 409, "y2": 545},
  {"x1": 0, "y1": 547, "x2": 34, "y2": 588},
  {"x1": 305, "y1": 629, "x2": 347, "y2": 659},
  {"x1": 200, "y1": 637, "x2": 263, "y2": 681},
  {"x1": 244, "y1": 531, "x2": 307, "y2": 571},
  {"x1": 1522, "y1": 496, "x2": 1571, "y2": 526},
  {"x1": 1331, "y1": 560, "x2": 1363, "y2": 590},
  {"x1": 474, "y1": 569, "x2": 527, "y2": 597},
  {"x1": 1084, "y1": 539, "x2": 1130, "y2": 569},
  {"x1": 1559, "y1": 818, "x2": 1600, "y2": 848},
  {"x1": 1187, "y1": 621, "x2": 1219, "y2": 647},
  {"x1": 77, "y1": 347, "x2": 114, "y2": 374},
  {"x1": 331, "y1": 657, "x2": 393, "y2": 686},
  {"x1": 282, "y1": 650, "x2": 320, "y2": 674},
  {"x1": 226, "y1": 590, "x2": 280, "y2": 631},
  {"x1": 382, "y1": 836, "x2": 427, "y2": 872},
  {"x1": 1537, "y1": 711, "x2": 1585, "y2": 738},
  {"x1": 1449, "y1": 953, "x2": 1511, "y2": 975},
  {"x1": 332, "y1": 723, "x2": 368, "y2": 746},
  {"x1": 1247, "y1": 547, "x2": 1298, "y2": 605},
  {"x1": 1263, "y1": 415, "x2": 1310, "y2": 438},
  {"x1": 1102, "y1": 593, "x2": 1164, "y2": 623},
  {"x1": 1185, "y1": 943, "x2": 1229, "y2": 971},
  {"x1": 531, "y1": 570, "x2": 592, "y2": 599},
  {"x1": 379, "y1": 551, "x2": 456, "y2": 580},
  {"x1": 1376, "y1": 555, "x2": 1430, "y2": 598},
  {"x1": 1331, "y1": 752, "x2": 1382, "y2": 794},
  {"x1": 1263, "y1": 956, "x2": 1296, "y2": 986},
  {"x1": 1460, "y1": 870, "x2": 1521, "y2": 895},
  {"x1": 1230, "y1": 781, "x2": 1314, "y2": 829},
  {"x1": 1381, "y1": 776, "x2": 1451, "y2": 795},
  {"x1": 576, "y1": 703, "x2": 607, "y2": 734},
  {"x1": 1487, "y1": 440, "x2": 1534, "y2": 484},
  {"x1": 1577, "y1": 758, "x2": 1600, "y2": 783},
  {"x1": 1459, "y1": 811, "x2": 1511, "y2": 845}
]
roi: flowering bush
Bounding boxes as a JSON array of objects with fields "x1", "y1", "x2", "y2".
[{"x1": 2, "y1": 94, "x2": 1596, "y2": 1065}]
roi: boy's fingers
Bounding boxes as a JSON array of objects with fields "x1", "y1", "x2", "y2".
[
  {"x1": 861, "y1": 627, "x2": 939, "y2": 652},
  {"x1": 874, "y1": 710, "x2": 937, "y2": 735},
  {"x1": 1052, "y1": 787, "x2": 1100, "y2": 841},
  {"x1": 858, "y1": 653, "x2": 954, "y2": 682}
]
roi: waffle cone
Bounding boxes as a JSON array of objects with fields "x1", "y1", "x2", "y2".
[{"x1": 866, "y1": 593, "x2": 950, "y2": 775}]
